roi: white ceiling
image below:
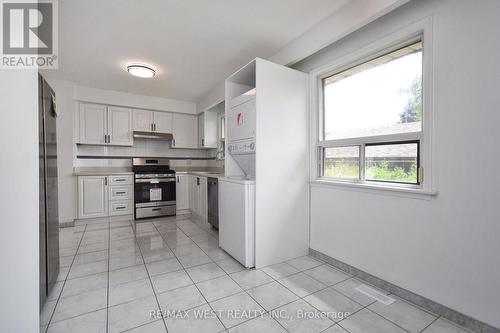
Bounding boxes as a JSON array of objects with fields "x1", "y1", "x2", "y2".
[{"x1": 43, "y1": 0, "x2": 350, "y2": 102}]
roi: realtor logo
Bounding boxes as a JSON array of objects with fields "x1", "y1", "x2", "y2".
[{"x1": 1, "y1": 0, "x2": 58, "y2": 68}]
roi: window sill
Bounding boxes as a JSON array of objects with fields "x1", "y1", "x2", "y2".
[{"x1": 310, "y1": 179, "x2": 438, "y2": 199}]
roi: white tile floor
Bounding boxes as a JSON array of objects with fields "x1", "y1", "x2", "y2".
[{"x1": 41, "y1": 214, "x2": 473, "y2": 333}]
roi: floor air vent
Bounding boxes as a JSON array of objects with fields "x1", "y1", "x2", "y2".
[{"x1": 355, "y1": 284, "x2": 395, "y2": 305}]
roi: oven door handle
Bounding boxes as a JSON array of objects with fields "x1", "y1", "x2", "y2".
[{"x1": 135, "y1": 178, "x2": 176, "y2": 183}]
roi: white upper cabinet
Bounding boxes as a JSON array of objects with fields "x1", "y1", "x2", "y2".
[
  {"x1": 79, "y1": 103, "x2": 107, "y2": 145},
  {"x1": 153, "y1": 111, "x2": 173, "y2": 133},
  {"x1": 133, "y1": 109, "x2": 173, "y2": 133},
  {"x1": 107, "y1": 106, "x2": 133, "y2": 146},
  {"x1": 198, "y1": 111, "x2": 218, "y2": 148},
  {"x1": 133, "y1": 109, "x2": 154, "y2": 132},
  {"x1": 79, "y1": 103, "x2": 132, "y2": 146},
  {"x1": 172, "y1": 113, "x2": 197, "y2": 148},
  {"x1": 198, "y1": 114, "x2": 204, "y2": 147},
  {"x1": 79, "y1": 103, "x2": 203, "y2": 149}
]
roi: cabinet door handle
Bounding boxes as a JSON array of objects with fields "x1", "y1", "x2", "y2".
[
  {"x1": 201, "y1": 139, "x2": 204, "y2": 147},
  {"x1": 115, "y1": 191, "x2": 126, "y2": 194},
  {"x1": 116, "y1": 206, "x2": 126, "y2": 210},
  {"x1": 154, "y1": 123, "x2": 157, "y2": 131},
  {"x1": 115, "y1": 179, "x2": 126, "y2": 182},
  {"x1": 152, "y1": 208, "x2": 162, "y2": 211},
  {"x1": 104, "y1": 177, "x2": 108, "y2": 186}
]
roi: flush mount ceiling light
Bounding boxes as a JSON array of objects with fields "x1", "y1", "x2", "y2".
[{"x1": 126, "y1": 64, "x2": 156, "y2": 78}]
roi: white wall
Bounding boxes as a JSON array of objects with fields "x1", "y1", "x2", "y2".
[
  {"x1": 295, "y1": 0, "x2": 500, "y2": 328},
  {"x1": 0, "y1": 70, "x2": 40, "y2": 332}
]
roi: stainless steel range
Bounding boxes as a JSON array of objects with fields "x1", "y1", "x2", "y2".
[{"x1": 132, "y1": 158, "x2": 176, "y2": 219}]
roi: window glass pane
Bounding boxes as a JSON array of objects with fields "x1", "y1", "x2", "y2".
[
  {"x1": 323, "y1": 146, "x2": 360, "y2": 179},
  {"x1": 323, "y1": 42, "x2": 422, "y2": 140},
  {"x1": 365, "y1": 142, "x2": 418, "y2": 184}
]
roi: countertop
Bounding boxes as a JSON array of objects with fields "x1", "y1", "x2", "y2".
[
  {"x1": 73, "y1": 167, "x2": 133, "y2": 176},
  {"x1": 176, "y1": 171, "x2": 224, "y2": 178}
]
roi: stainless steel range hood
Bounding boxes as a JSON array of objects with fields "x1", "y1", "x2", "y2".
[{"x1": 133, "y1": 131, "x2": 173, "y2": 140}]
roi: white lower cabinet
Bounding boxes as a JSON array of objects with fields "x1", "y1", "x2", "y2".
[
  {"x1": 78, "y1": 176, "x2": 108, "y2": 219},
  {"x1": 77, "y1": 173, "x2": 209, "y2": 220},
  {"x1": 175, "y1": 174, "x2": 189, "y2": 211},
  {"x1": 189, "y1": 175, "x2": 199, "y2": 214},
  {"x1": 198, "y1": 177, "x2": 207, "y2": 220},
  {"x1": 78, "y1": 175, "x2": 133, "y2": 220},
  {"x1": 187, "y1": 175, "x2": 207, "y2": 220}
]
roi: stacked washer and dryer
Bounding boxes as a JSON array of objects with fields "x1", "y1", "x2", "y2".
[
  {"x1": 219, "y1": 89, "x2": 256, "y2": 268},
  {"x1": 219, "y1": 58, "x2": 309, "y2": 269}
]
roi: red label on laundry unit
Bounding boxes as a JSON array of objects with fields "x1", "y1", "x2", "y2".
[{"x1": 237, "y1": 112, "x2": 243, "y2": 125}]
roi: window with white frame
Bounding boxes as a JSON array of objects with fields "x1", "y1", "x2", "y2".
[{"x1": 319, "y1": 39, "x2": 423, "y2": 186}]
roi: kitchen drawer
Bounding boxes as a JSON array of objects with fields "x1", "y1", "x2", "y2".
[
  {"x1": 108, "y1": 174, "x2": 133, "y2": 186},
  {"x1": 135, "y1": 204, "x2": 176, "y2": 219},
  {"x1": 109, "y1": 200, "x2": 133, "y2": 216},
  {"x1": 109, "y1": 185, "x2": 133, "y2": 201}
]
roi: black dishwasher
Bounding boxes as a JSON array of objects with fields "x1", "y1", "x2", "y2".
[{"x1": 207, "y1": 177, "x2": 219, "y2": 229}]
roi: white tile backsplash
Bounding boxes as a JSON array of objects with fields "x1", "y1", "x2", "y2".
[{"x1": 75, "y1": 138, "x2": 217, "y2": 167}]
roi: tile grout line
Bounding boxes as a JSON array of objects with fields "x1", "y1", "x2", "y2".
[
  {"x1": 151, "y1": 220, "x2": 228, "y2": 332},
  {"x1": 45, "y1": 224, "x2": 87, "y2": 331},
  {"x1": 55, "y1": 217, "x2": 435, "y2": 333},
  {"x1": 418, "y1": 316, "x2": 440, "y2": 333},
  {"x1": 105, "y1": 219, "x2": 111, "y2": 333},
  {"x1": 269, "y1": 264, "x2": 410, "y2": 333},
  {"x1": 55, "y1": 228, "x2": 314, "y2": 331},
  {"x1": 48, "y1": 218, "x2": 219, "y2": 331},
  {"x1": 177, "y1": 218, "x2": 291, "y2": 333},
  {"x1": 176, "y1": 216, "x2": 299, "y2": 332},
  {"x1": 309, "y1": 250, "x2": 481, "y2": 333},
  {"x1": 271, "y1": 259, "x2": 400, "y2": 331},
  {"x1": 135, "y1": 222, "x2": 171, "y2": 333},
  {"x1": 61, "y1": 220, "x2": 348, "y2": 332},
  {"x1": 47, "y1": 238, "x2": 111, "y2": 324}
]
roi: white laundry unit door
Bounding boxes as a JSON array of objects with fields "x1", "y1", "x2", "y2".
[
  {"x1": 219, "y1": 177, "x2": 255, "y2": 268},
  {"x1": 227, "y1": 94, "x2": 255, "y2": 143}
]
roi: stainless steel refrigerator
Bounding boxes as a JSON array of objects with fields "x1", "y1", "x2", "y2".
[{"x1": 39, "y1": 75, "x2": 59, "y2": 307}]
